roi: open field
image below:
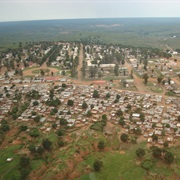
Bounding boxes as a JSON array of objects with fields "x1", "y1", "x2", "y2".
[{"x1": 23, "y1": 66, "x2": 60, "y2": 76}]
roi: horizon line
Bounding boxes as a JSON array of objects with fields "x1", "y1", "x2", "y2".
[{"x1": 0, "y1": 16, "x2": 180, "y2": 23}]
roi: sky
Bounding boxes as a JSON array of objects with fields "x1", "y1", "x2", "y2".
[{"x1": 0, "y1": 0, "x2": 180, "y2": 22}]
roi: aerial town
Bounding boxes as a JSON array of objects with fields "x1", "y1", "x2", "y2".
[{"x1": 0, "y1": 41, "x2": 180, "y2": 179}]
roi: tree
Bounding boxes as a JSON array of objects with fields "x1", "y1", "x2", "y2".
[
  {"x1": 119, "y1": 118, "x2": 125, "y2": 126},
  {"x1": 133, "y1": 127, "x2": 142, "y2": 135},
  {"x1": 60, "y1": 118, "x2": 68, "y2": 126},
  {"x1": 28, "y1": 144, "x2": 36, "y2": 154},
  {"x1": 140, "y1": 113, "x2": 145, "y2": 122},
  {"x1": 33, "y1": 101, "x2": 39, "y2": 106},
  {"x1": 19, "y1": 125, "x2": 28, "y2": 132},
  {"x1": 164, "y1": 151, "x2": 174, "y2": 164},
  {"x1": 29, "y1": 128, "x2": 40, "y2": 138},
  {"x1": 163, "y1": 141, "x2": 169, "y2": 148},
  {"x1": 143, "y1": 73, "x2": 149, "y2": 85},
  {"x1": 57, "y1": 129, "x2": 65, "y2": 136},
  {"x1": 1, "y1": 124, "x2": 10, "y2": 132},
  {"x1": 114, "y1": 64, "x2": 119, "y2": 76},
  {"x1": 20, "y1": 156, "x2": 30, "y2": 168},
  {"x1": 152, "y1": 123, "x2": 156, "y2": 128},
  {"x1": 87, "y1": 110, "x2": 92, "y2": 117},
  {"x1": 36, "y1": 146, "x2": 44, "y2": 155},
  {"x1": 98, "y1": 140, "x2": 105, "y2": 150},
  {"x1": 19, "y1": 156, "x2": 31, "y2": 179},
  {"x1": 93, "y1": 90, "x2": 100, "y2": 98},
  {"x1": 67, "y1": 99, "x2": 74, "y2": 106},
  {"x1": 42, "y1": 138, "x2": 52, "y2": 150},
  {"x1": 102, "y1": 114, "x2": 107, "y2": 120},
  {"x1": 61, "y1": 70, "x2": 66, "y2": 76},
  {"x1": 58, "y1": 139, "x2": 65, "y2": 147},
  {"x1": 152, "y1": 134, "x2": 158, "y2": 142},
  {"x1": 40, "y1": 69, "x2": 45, "y2": 76},
  {"x1": 157, "y1": 76, "x2": 163, "y2": 84},
  {"x1": 34, "y1": 115, "x2": 41, "y2": 123},
  {"x1": 136, "y1": 148, "x2": 145, "y2": 159},
  {"x1": 178, "y1": 115, "x2": 180, "y2": 122},
  {"x1": 116, "y1": 94, "x2": 121, "y2": 99},
  {"x1": 121, "y1": 133, "x2": 128, "y2": 142},
  {"x1": 106, "y1": 93, "x2": 110, "y2": 99},
  {"x1": 116, "y1": 109, "x2": 123, "y2": 116},
  {"x1": 152, "y1": 146, "x2": 162, "y2": 158},
  {"x1": 93, "y1": 160, "x2": 103, "y2": 171},
  {"x1": 82, "y1": 101, "x2": 88, "y2": 109},
  {"x1": 141, "y1": 159, "x2": 153, "y2": 175}
]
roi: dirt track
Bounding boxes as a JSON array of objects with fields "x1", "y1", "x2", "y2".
[{"x1": 77, "y1": 44, "x2": 83, "y2": 81}]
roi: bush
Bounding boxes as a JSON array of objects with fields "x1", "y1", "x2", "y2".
[
  {"x1": 19, "y1": 125, "x2": 28, "y2": 132},
  {"x1": 93, "y1": 160, "x2": 103, "y2": 171},
  {"x1": 98, "y1": 140, "x2": 105, "y2": 150},
  {"x1": 121, "y1": 133, "x2": 129, "y2": 142},
  {"x1": 136, "y1": 148, "x2": 145, "y2": 158},
  {"x1": 42, "y1": 138, "x2": 52, "y2": 150}
]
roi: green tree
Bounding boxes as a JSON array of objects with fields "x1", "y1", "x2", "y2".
[
  {"x1": 136, "y1": 148, "x2": 145, "y2": 159},
  {"x1": 164, "y1": 151, "x2": 174, "y2": 164},
  {"x1": 67, "y1": 99, "x2": 74, "y2": 106},
  {"x1": 60, "y1": 118, "x2": 68, "y2": 126},
  {"x1": 93, "y1": 160, "x2": 103, "y2": 171},
  {"x1": 58, "y1": 139, "x2": 65, "y2": 147},
  {"x1": 20, "y1": 156, "x2": 30, "y2": 168},
  {"x1": 163, "y1": 141, "x2": 169, "y2": 148},
  {"x1": 157, "y1": 75, "x2": 163, "y2": 84},
  {"x1": 119, "y1": 118, "x2": 125, "y2": 126},
  {"x1": 106, "y1": 93, "x2": 110, "y2": 99},
  {"x1": 82, "y1": 101, "x2": 88, "y2": 109},
  {"x1": 36, "y1": 146, "x2": 44, "y2": 155},
  {"x1": 29, "y1": 128, "x2": 40, "y2": 138},
  {"x1": 98, "y1": 140, "x2": 105, "y2": 150},
  {"x1": 141, "y1": 159, "x2": 153, "y2": 175},
  {"x1": 42, "y1": 138, "x2": 52, "y2": 151},
  {"x1": 1, "y1": 124, "x2": 10, "y2": 132},
  {"x1": 33, "y1": 101, "x2": 39, "y2": 106},
  {"x1": 133, "y1": 127, "x2": 142, "y2": 135},
  {"x1": 57, "y1": 129, "x2": 65, "y2": 136},
  {"x1": 114, "y1": 64, "x2": 119, "y2": 76},
  {"x1": 93, "y1": 90, "x2": 100, "y2": 98},
  {"x1": 116, "y1": 109, "x2": 123, "y2": 116},
  {"x1": 152, "y1": 146, "x2": 162, "y2": 158},
  {"x1": 34, "y1": 115, "x2": 41, "y2": 123},
  {"x1": 87, "y1": 110, "x2": 92, "y2": 117},
  {"x1": 40, "y1": 69, "x2": 45, "y2": 76},
  {"x1": 152, "y1": 134, "x2": 158, "y2": 142},
  {"x1": 19, "y1": 125, "x2": 28, "y2": 132},
  {"x1": 121, "y1": 133, "x2": 128, "y2": 142},
  {"x1": 143, "y1": 73, "x2": 149, "y2": 85},
  {"x1": 102, "y1": 114, "x2": 107, "y2": 120},
  {"x1": 28, "y1": 144, "x2": 36, "y2": 154}
]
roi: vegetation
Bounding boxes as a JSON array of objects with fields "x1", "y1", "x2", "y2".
[{"x1": 93, "y1": 160, "x2": 103, "y2": 171}]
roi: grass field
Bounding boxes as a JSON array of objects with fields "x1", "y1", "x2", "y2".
[
  {"x1": 31, "y1": 69, "x2": 50, "y2": 74},
  {"x1": 0, "y1": 145, "x2": 21, "y2": 180},
  {"x1": 1, "y1": 128, "x2": 180, "y2": 179},
  {"x1": 76, "y1": 141, "x2": 180, "y2": 180}
]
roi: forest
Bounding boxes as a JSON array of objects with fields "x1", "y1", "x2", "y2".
[{"x1": 0, "y1": 18, "x2": 180, "y2": 49}]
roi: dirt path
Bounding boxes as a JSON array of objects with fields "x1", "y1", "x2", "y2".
[
  {"x1": 165, "y1": 44, "x2": 173, "y2": 51},
  {"x1": 125, "y1": 62, "x2": 150, "y2": 93},
  {"x1": 77, "y1": 44, "x2": 83, "y2": 81}
]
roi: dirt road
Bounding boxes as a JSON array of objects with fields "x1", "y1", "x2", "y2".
[
  {"x1": 77, "y1": 44, "x2": 83, "y2": 81},
  {"x1": 125, "y1": 62, "x2": 150, "y2": 93}
]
